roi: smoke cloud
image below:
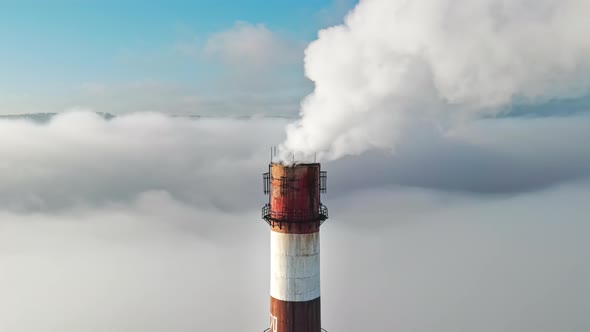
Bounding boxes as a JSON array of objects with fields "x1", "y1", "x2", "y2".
[{"x1": 281, "y1": 0, "x2": 590, "y2": 160}]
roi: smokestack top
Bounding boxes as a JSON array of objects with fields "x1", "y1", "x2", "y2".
[
  {"x1": 262, "y1": 161, "x2": 328, "y2": 233},
  {"x1": 269, "y1": 145, "x2": 319, "y2": 166},
  {"x1": 269, "y1": 161, "x2": 321, "y2": 168}
]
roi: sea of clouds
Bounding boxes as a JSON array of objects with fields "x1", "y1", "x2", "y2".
[{"x1": 0, "y1": 111, "x2": 588, "y2": 331}]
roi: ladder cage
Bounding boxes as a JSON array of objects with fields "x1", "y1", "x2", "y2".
[
  {"x1": 263, "y1": 172, "x2": 270, "y2": 194},
  {"x1": 279, "y1": 176, "x2": 292, "y2": 195},
  {"x1": 319, "y1": 171, "x2": 327, "y2": 193}
]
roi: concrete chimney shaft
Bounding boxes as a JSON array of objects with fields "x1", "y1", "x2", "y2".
[{"x1": 262, "y1": 163, "x2": 328, "y2": 332}]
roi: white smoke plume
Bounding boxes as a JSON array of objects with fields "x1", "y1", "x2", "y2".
[{"x1": 281, "y1": 0, "x2": 590, "y2": 161}]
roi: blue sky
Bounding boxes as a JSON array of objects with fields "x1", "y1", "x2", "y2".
[{"x1": 0, "y1": 0, "x2": 358, "y2": 115}]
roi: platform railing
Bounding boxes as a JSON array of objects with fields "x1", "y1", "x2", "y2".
[
  {"x1": 263, "y1": 329, "x2": 328, "y2": 332},
  {"x1": 262, "y1": 203, "x2": 328, "y2": 225}
]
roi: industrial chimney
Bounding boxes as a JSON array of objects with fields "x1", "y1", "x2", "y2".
[{"x1": 262, "y1": 162, "x2": 328, "y2": 332}]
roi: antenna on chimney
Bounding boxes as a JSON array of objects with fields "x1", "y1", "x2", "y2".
[{"x1": 270, "y1": 146, "x2": 278, "y2": 163}]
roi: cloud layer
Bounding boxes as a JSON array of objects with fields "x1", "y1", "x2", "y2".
[
  {"x1": 0, "y1": 112, "x2": 588, "y2": 331},
  {"x1": 204, "y1": 22, "x2": 304, "y2": 69}
]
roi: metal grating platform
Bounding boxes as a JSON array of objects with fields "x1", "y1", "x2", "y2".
[{"x1": 262, "y1": 203, "x2": 328, "y2": 226}]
